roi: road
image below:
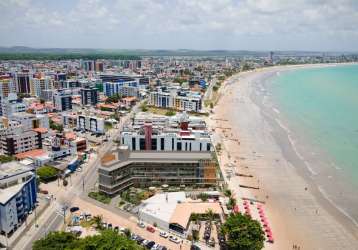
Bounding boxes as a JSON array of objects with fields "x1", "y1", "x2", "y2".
[{"x1": 14, "y1": 106, "x2": 137, "y2": 250}]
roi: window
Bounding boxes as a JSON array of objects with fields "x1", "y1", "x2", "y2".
[
  {"x1": 139, "y1": 138, "x2": 145, "y2": 150},
  {"x1": 151, "y1": 138, "x2": 157, "y2": 150},
  {"x1": 132, "y1": 138, "x2": 136, "y2": 150},
  {"x1": 177, "y1": 142, "x2": 182, "y2": 151},
  {"x1": 160, "y1": 138, "x2": 165, "y2": 150},
  {"x1": 206, "y1": 143, "x2": 211, "y2": 151}
]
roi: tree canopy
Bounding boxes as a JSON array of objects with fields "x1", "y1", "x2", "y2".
[
  {"x1": 36, "y1": 165, "x2": 59, "y2": 182},
  {"x1": 33, "y1": 230, "x2": 143, "y2": 250},
  {"x1": 0, "y1": 155, "x2": 15, "y2": 163},
  {"x1": 221, "y1": 213, "x2": 265, "y2": 250},
  {"x1": 105, "y1": 93, "x2": 122, "y2": 104}
]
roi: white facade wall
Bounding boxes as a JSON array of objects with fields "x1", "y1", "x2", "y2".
[
  {"x1": 0, "y1": 199, "x2": 18, "y2": 234},
  {"x1": 121, "y1": 131, "x2": 212, "y2": 152},
  {"x1": 77, "y1": 115, "x2": 105, "y2": 133}
]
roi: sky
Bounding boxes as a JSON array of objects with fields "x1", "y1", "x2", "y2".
[{"x1": 1, "y1": 0, "x2": 358, "y2": 51}]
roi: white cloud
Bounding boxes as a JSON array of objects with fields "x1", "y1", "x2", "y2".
[{"x1": 0, "y1": 0, "x2": 358, "y2": 50}]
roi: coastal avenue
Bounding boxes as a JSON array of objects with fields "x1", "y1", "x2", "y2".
[{"x1": 14, "y1": 104, "x2": 140, "y2": 250}]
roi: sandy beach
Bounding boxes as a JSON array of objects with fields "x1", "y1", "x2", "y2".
[{"x1": 207, "y1": 65, "x2": 358, "y2": 250}]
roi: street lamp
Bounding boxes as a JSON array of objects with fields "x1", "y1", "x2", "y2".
[{"x1": 61, "y1": 205, "x2": 69, "y2": 226}]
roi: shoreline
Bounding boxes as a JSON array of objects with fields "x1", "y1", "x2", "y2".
[{"x1": 207, "y1": 64, "x2": 358, "y2": 249}]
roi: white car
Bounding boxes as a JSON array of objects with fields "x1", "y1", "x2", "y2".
[
  {"x1": 169, "y1": 235, "x2": 181, "y2": 244},
  {"x1": 137, "y1": 221, "x2": 145, "y2": 228},
  {"x1": 151, "y1": 244, "x2": 161, "y2": 250},
  {"x1": 159, "y1": 231, "x2": 168, "y2": 238},
  {"x1": 141, "y1": 240, "x2": 149, "y2": 246}
]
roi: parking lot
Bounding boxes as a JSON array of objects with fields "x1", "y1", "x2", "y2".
[{"x1": 71, "y1": 197, "x2": 192, "y2": 250}]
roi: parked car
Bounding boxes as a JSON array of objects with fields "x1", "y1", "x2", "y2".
[
  {"x1": 146, "y1": 241, "x2": 155, "y2": 249},
  {"x1": 159, "y1": 231, "x2": 168, "y2": 238},
  {"x1": 131, "y1": 234, "x2": 138, "y2": 240},
  {"x1": 136, "y1": 237, "x2": 145, "y2": 244},
  {"x1": 70, "y1": 207, "x2": 80, "y2": 213},
  {"x1": 146, "y1": 226, "x2": 155, "y2": 233},
  {"x1": 190, "y1": 245, "x2": 201, "y2": 250},
  {"x1": 151, "y1": 244, "x2": 160, "y2": 250},
  {"x1": 141, "y1": 240, "x2": 149, "y2": 246},
  {"x1": 169, "y1": 235, "x2": 181, "y2": 244},
  {"x1": 208, "y1": 238, "x2": 215, "y2": 247}
]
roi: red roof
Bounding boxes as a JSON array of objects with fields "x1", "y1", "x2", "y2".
[
  {"x1": 15, "y1": 149, "x2": 46, "y2": 160},
  {"x1": 33, "y1": 127, "x2": 48, "y2": 133}
]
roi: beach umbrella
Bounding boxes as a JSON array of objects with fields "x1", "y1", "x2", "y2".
[
  {"x1": 265, "y1": 227, "x2": 271, "y2": 232},
  {"x1": 268, "y1": 236, "x2": 274, "y2": 243}
]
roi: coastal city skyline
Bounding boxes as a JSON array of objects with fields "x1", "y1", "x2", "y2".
[
  {"x1": 1, "y1": 0, "x2": 358, "y2": 51},
  {"x1": 1, "y1": 1, "x2": 358, "y2": 250}
]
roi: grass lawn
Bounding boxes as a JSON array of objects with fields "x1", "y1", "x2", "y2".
[{"x1": 88, "y1": 192, "x2": 111, "y2": 204}]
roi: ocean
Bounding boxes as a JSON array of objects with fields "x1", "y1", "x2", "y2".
[{"x1": 265, "y1": 64, "x2": 358, "y2": 227}]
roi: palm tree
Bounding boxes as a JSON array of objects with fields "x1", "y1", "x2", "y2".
[
  {"x1": 191, "y1": 213, "x2": 200, "y2": 225},
  {"x1": 206, "y1": 209, "x2": 215, "y2": 225},
  {"x1": 93, "y1": 215, "x2": 103, "y2": 230},
  {"x1": 124, "y1": 228, "x2": 131, "y2": 239},
  {"x1": 224, "y1": 189, "x2": 232, "y2": 197}
]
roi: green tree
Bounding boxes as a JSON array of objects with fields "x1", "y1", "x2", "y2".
[
  {"x1": 221, "y1": 213, "x2": 265, "y2": 250},
  {"x1": 49, "y1": 119, "x2": 63, "y2": 132},
  {"x1": 165, "y1": 110, "x2": 176, "y2": 116},
  {"x1": 105, "y1": 93, "x2": 122, "y2": 104},
  {"x1": 124, "y1": 228, "x2": 132, "y2": 239},
  {"x1": 0, "y1": 155, "x2": 15, "y2": 163},
  {"x1": 140, "y1": 103, "x2": 148, "y2": 112},
  {"x1": 36, "y1": 165, "x2": 59, "y2": 182},
  {"x1": 198, "y1": 193, "x2": 209, "y2": 202},
  {"x1": 224, "y1": 189, "x2": 232, "y2": 197},
  {"x1": 32, "y1": 231, "x2": 77, "y2": 250},
  {"x1": 206, "y1": 209, "x2": 216, "y2": 225},
  {"x1": 93, "y1": 215, "x2": 104, "y2": 230},
  {"x1": 227, "y1": 197, "x2": 237, "y2": 210},
  {"x1": 33, "y1": 230, "x2": 143, "y2": 250}
]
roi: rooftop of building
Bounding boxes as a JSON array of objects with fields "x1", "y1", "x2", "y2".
[
  {"x1": 33, "y1": 127, "x2": 48, "y2": 134},
  {"x1": 139, "y1": 192, "x2": 186, "y2": 225},
  {"x1": 0, "y1": 161, "x2": 33, "y2": 179},
  {"x1": 138, "y1": 191, "x2": 222, "y2": 230},
  {"x1": 15, "y1": 149, "x2": 47, "y2": 160},
  {"x1": 0, "y1": 182, "x2": 27, "y2": 205},
  {"x1": 170, "y1": 201, "x2": 222, "y2": 229},
  {"x1": 101, "y1": 146, "x2": 213, "y2": 170}
]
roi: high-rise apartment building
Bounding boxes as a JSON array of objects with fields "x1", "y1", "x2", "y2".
[
  {"x1": 80, "y1": 87, "x2": 99, "y2": 106},
  {"x1": 53, "y1": 89, "x2": 72, "y2": 111}
]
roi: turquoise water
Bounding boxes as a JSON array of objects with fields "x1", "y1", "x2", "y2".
[{"x1": 269, "y1": 65, "x2": 358, "y2": 183}]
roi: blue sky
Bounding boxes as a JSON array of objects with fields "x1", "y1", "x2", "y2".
[{"x1": 1, "y1": 0, "x2": 358, "y2": 51}]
